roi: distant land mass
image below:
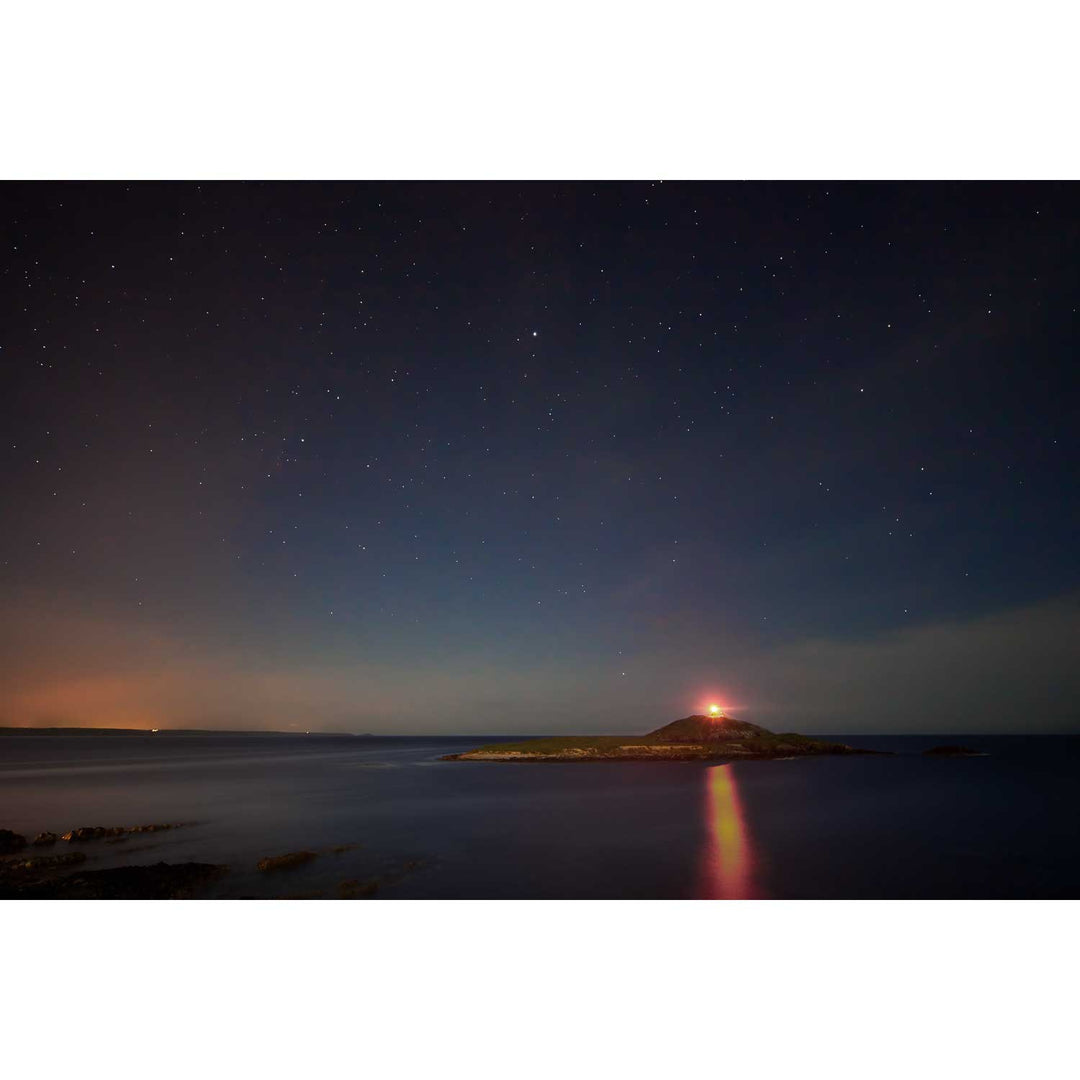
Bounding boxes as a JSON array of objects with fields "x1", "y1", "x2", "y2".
[
  {"x1": 0, "y1": 728, "x2": 374, "y2": 738},
  {"x1": 441, "y1": 713, "x2": 875, "y2": 762}
]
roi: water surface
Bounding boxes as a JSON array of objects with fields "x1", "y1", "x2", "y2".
[{"x1": 2, "y1": 732, "x2": 1077, "y2": 898}]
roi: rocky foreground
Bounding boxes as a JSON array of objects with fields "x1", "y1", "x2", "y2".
[
  {"x1": 442, "y1": 714, "x2": 876, "y2": 763},
  {"x1": 0, "y1": 822, "x2": 422, "y2": 899}
]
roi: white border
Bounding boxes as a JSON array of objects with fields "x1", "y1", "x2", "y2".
[
  {"x1": 2, "y1": 1, "x2": 1077, "y2": 179},
  {"x1": 4, "y1": 900, "x2": 1076, "y2": 1079}
]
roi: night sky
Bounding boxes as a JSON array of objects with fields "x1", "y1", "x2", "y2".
[{"x1": 2, "y1": 182, "x2": 1077, "y2": 734}]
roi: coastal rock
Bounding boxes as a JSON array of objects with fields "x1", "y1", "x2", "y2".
[
  {"x1": 257, "y1": 851, "x2": 318, "y2": 872},
  {"x1": 11, "y1": 862, "x2": 229, "y2": 900},
  {"x1": 1, "y1": 851, "x2": 87, "y2": 876},
  {"x1": 62, "y1": 826, "x2": 114, "y2": 841},
  {"x1": 32, "y1": 832, "x2": 59, "y2": 846},
  {"x1": 338, "y1": 878, "x2": 379, "y2": 898},
  {"x1": 0, "y1": 852, "x2": 89, "y2": 897},
  {"x1": 336, "y1": 859, "x2": 423, "y2": 899},
  {"x1": 61, "y1": 823, "x2": 184, "y2": 841},
  {"x1": 0, "y1": 829, "x2": 27, "y2": 854}
]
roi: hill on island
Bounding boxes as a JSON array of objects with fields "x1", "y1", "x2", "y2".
[
  {"x1": 644, "y1": 714, "x2": 772, "y2": 743},
  {"x1": 442, "y1": 713, "x2": 870, "y2": 763}
]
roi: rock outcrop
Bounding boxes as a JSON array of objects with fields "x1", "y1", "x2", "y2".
[
  {"x1": 61, "y1": 823, "x2": 184, "y2": 841},
  {"x1": 0, "y1": 829, "x2": 27, "y2": 854},
  {"x1": 0, "y1": 852, "x2": 86, "y2": 897},
  {"x1": 7, "y1": 862, "x2": 228, "y2": 900},
  {"x1": 256, "y1": 851, "x2": 318, "y2": 872}
]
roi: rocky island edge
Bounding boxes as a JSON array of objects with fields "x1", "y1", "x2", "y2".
[{"x1": 441, "y1": 713, "x2": 879, "y2": 763}]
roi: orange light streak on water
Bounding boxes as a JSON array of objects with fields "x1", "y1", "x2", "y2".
[{"x1": 698, "y1": 764, "x2": 758, "y2": 899}]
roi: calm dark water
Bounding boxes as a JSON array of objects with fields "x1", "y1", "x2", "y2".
[{"x1": 2, "y1": 732, "x2": 1078, "y2": 898}]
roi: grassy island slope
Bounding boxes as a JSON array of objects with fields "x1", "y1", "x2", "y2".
[{"x1": 442, "y1": 714, "x2": 871, "y2": 762}]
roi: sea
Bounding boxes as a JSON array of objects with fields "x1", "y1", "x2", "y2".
[{"x1": 2, "y1": 732, "x2": 1078, "y2": 899}]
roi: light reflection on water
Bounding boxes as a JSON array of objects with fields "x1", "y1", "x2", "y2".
[{"x1": 698, "y1": 764, "x2": 758, "y2": 899}]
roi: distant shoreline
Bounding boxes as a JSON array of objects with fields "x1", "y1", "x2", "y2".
[{"x1": 0, "y1": 727, "x2": 375, "y2": 738}]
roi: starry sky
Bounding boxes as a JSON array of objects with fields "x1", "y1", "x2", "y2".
[{"x1": 2, "y1": 182, "x2": 1077, "y2": 734}]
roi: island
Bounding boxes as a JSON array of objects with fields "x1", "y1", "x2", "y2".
[{"x1": 441, "y1": 713, "x2": 874, "y2": 763}]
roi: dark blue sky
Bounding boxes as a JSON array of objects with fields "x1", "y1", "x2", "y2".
[{"x1": 2, "y1": 182, "x2": 1077, "y2": 733}]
